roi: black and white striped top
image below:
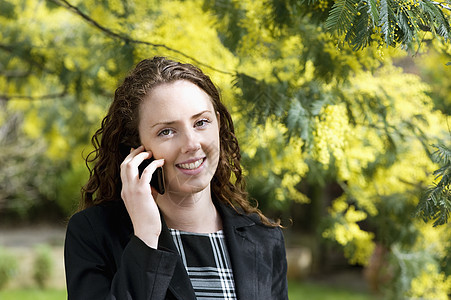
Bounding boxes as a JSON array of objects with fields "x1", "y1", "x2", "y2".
[{"x1": 169, "y1": 229, "x2": 237, "y2": 300}]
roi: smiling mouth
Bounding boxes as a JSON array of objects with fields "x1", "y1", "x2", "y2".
[{"x1": 176, "y1": 158, "x2": 205, "y2": 170}]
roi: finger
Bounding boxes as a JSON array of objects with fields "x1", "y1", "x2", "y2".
[
  {"x1": 122, "y1": 145, "x2": 145, "y2": 166},
  {"x1": 140, "y1": 159, "x2": 165, "y2": 184},
  {"x1": 121, "y1": 151, "x2": 151, "y2": 182},
  {"x1": 129, "y1": 151, "x2": 153, "y2": 168}
]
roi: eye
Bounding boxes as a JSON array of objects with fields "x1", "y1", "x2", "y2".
[
  {"x1": 158, "y1": 128, "x2": 174, "y2": 136},
  {"x1": 195, "y1": 119, "x2": 211, "y2": 128}
]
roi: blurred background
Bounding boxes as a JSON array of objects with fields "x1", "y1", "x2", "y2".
[{"x1": 0, "y1": 0, "x2": 450, "y2": 299}]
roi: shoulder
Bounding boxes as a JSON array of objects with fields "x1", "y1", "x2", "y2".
[
  {"x1": 219, "y1": 202, "x2": 285, "y2": 243},
  {"x1": 67, "y1": 201, "x2": 132, "y2": 241},
  {"x1": 69, "y1": 200, "x2": 127, "y2": 223},
  {"x1": 246, "y1": 214, "x2": 285, "y2": 243}
]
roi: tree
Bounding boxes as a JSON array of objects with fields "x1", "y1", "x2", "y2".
[
  {"x1": 1, "y1": 0, "x2": 450, "y2": 297},
  {"x1": 205, "y1": 0, "x2": 451, "y2": 296}
]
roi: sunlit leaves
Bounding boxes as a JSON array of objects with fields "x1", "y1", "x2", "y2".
[
  {"x1": 324, "y1": 0, "x2": 451, "y2": 50},
  {"x1": 323, "y1": 198, "x2": 375, "y2": 265},
  {"x1": 2, "y1": 2, "x2": 451, "y2": 293},
  {"x1": 417, "y1": 144, "x2": 451, "y2": 226},
  {"x1": 202, "y1": 0, "x2": 247, "y2": 52}
]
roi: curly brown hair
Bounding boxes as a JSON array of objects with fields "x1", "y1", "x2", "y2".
[{"x1": 81, "y1": 56, "x2": 276, "y2": 226}]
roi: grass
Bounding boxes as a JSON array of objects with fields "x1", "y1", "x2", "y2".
[
  {"x1": 0, "y1": 288, "x2": 66, "y2": 300},
  {"x1": 0, "y1": 281, "x2": 376, "y2": 300},
  {"x1": 289, "y1": 280, "x2": 377, "y2": 300}
]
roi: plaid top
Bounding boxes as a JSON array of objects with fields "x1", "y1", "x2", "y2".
[{"x1": 169, "y1": 229, "x2": 237, "y2": 300}]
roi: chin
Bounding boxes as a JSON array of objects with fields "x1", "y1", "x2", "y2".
[
  {"x1": 168, "y1": 180, "x2": 211, "y2": 195},
  {"x1": 183, "y1": 183, "x2": 209, "y2": 194}
]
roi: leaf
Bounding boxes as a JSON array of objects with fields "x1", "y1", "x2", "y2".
[
  {"x1": 419, "y1": 0, "x2": 451, "y2": 40},
  {"x1": 286, "y1": 98, "x2": 309, "y2": 140},
  {"x1": 233, "y1": 73, "x2": 288, "y2": 124},
  {"x1": 367, "y1": 0, "x2": 380, "y2": 26},
  {"x1": 431, "y1": 144, "x2": 451, "y2": 165},
  {"x1": 325, "y1": 0, "x2": 358, "y2": 35},
  {"x1": 380, "y1": 0, "x2": 396, "y2": 45},
  {"x1": 396, "y1": 10, "x2": 414, "y2": 44},
  {"x1": 346, "y1": 3, "x2": 372, "y2": 50},
  {"x1": 416, "y1": 144, "x2": 451, "y2": 226},
  {"x1": 202, "y1": 0, "x2": 247, "y2": 52}
]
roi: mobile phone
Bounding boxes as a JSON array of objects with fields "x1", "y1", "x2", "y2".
[{"x1": 138, "y1": 158, "x2": 165, "y2": 195}]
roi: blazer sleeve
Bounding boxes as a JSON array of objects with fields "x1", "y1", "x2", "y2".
[
  {"x1": 272, "y1": 227, "x2": 289, "y2": 300},
  {"x1": 64, "y1": 211, "x2": 179, "y2": 300}
]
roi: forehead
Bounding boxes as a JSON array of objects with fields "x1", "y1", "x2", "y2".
[{"x1": 139, "y1": 80, "x2": 214, "y2": 122}]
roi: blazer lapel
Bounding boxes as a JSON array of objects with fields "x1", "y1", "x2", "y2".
[
  {"x1": 120, "y1": 199, "x2": 259, "y2": 299},
  {"x1": 158, "y1": 218, "x2": 197, "y2": 300},
  {"x1": 216, "y1": 202, "x2": 258, "y2": 300}
]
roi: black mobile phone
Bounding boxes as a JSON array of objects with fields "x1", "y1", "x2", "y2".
[{"x1": 138, "y1": 158, "x2": 165, "y2": 195}]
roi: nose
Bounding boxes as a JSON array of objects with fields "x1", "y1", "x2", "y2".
[{"x1": 180, "y1": 130, "x2": 201, "y2": 153}]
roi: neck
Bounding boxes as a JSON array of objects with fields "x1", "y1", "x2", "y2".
[{"x1": 156, "y1": 186, "x2": 222, "y2": 233}]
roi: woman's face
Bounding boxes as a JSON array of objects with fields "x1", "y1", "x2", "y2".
[{"x1": 138, "y1": 80, "x2": 220, "y2": 196}]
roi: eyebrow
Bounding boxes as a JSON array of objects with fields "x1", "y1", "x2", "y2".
[{"x1": 150, "y1": 110, "x2": 213, "y2": 128}]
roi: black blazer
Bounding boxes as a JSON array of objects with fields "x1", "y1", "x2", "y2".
[{"x1": 64, "y1": 200, "x2": 288, "y2": 299}]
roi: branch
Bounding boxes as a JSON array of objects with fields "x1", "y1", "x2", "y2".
[
  {"x1": 0, "y1": 91, "x2": 67, "y2": 101},
  {"x1": 47, "y1": 0, "x2": 234, "y2": 75},
  {"x1": 0, "y1": 43, "x2": 53, "y2": 74},
  {"x1": 431, "y1": 1, "x2": 451, "y2": 11},
  {"x1": 0, "y1": 70, "x2": 30, "y2": 78}
]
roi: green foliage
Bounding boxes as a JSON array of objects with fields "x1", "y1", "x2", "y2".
[
  {"x1": 373, "y1": 194, "x2": 419, "y2": 247},
  {"x1": 202, "y1": 0, "x2": 247, "y2": 52},
  {"x1": 385, "y1": 244, "x2": 436, "y2": 299},
  {"x1": 0, "y1": 0, "x2": 237, "y2": 217},
  {"x1": 0, "y1": 108, "x2": 63, "y2": 219},
  {"x1": 417, "y1": 144, "x2": 451, "y2": 226},
  {"x1": 324, "y1": 0, "x2": 451, "y2": 50},
  {"x1": 205, "y1": 0, "x2": 451, "y2": 52},
  {"x1": 1, "y1": 0, "x2": 451, "y2": 297},
  {"x1": 385, "y1": 240, "x2": 451, "y2": 299},
  {"x1": 325, "y1": 0, "x2": 359, "y2": 36},
  {"x1": 33, "y1": 244, "x2": 53, "y2": 289},
  {"x1": 55, "y1": 161, "x2": 88, "y2": 215},
  {"x1": 0, "y1": 247, "x2": 18, "y2": 290}
]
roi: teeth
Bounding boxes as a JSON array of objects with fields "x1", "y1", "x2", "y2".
[{"x1": 178, "y1": 159, "x2": 203, "y2": 170}]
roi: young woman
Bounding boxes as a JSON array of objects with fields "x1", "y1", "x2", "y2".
[{"x1": 64, "y1": 57, "x2": 288, "y2": 299}]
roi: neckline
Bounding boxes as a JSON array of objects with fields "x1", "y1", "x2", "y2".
[{"x1": 169, "y1": 228, "x2": 224, "y2": 236}]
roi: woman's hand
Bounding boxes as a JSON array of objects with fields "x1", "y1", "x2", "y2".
[{"x1": 120, "y1": 146, "x2": 165, "y2": 249}]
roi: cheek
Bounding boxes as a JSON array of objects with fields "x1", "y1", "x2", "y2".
[
  {"x1": 151, "y1": 146, "x2": 176, "y2": 161},
  {"x1": 206, "y1": 134, "x2": 221, "y2": 163},
  {"x1": 139, "y1": 137, "x2": 173, "y2": 160}
]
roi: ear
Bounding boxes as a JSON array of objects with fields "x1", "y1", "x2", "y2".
[{"x1": 216, "y1": 111, "x2": 220, "y2": 128}]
